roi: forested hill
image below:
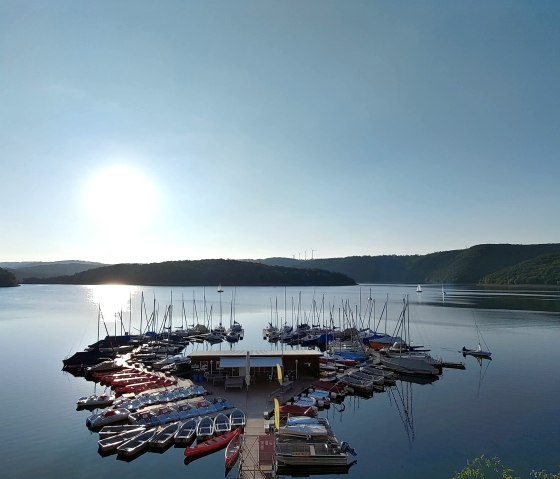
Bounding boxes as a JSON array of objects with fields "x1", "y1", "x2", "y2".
[
  {"x1": 481, "y1": 253, "x2": 560, "y2": 285},
  {"x1": 22, "y1": 259, "x2": 356, "y2": 287},
  {"x1": 260, "y1": 243, "x2": 560, "y2": 285},
  {"x1": 3, "y1": 261, "x2": 106, "y2": 280},
  {"x1": 0, "y1": 268, "x2": 18, "y2": 287}
]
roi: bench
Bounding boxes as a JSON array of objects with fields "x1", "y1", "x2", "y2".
[{"x1": 224, "y1": 376, "x2": 244, "y2": 390}]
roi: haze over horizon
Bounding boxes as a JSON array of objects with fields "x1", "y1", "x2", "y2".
[{"x1": 2, "y1": 1, "x2": 559, "y2": 264}]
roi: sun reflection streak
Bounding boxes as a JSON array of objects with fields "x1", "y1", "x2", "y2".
[{"x1": 85, "y1": 285, "x2": 139, "y2": 324}]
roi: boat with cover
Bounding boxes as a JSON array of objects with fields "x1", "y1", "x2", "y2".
[
  {"x1": 149, "y1": 421, "x2": 181, "y2": 449},
  {"x1": 98, "y1": 426, "x2": 145, "y2": 452},
  {"x1": 86, "y1": 407, "x2": 130, "y2": 429},
  {"x1": 117, "y1": 428, "x2": 157, "y2": 456},
  {"x1": 76, "y1": 394, "x2": 115, "y2": 409},
  {"x1": 278, "y1": 404, "x2": 318, "y2": 419},
  {"x1": 225, "y1": 430, "x2": 243, "y2": 475},
  {"x1": 174, "y1": 418, "x2": 198, "y2": 446},
  {"x1": 185, "y1": 428, "x2": 241, "y2": 460},
  {"x1": 275, "y1": 438, "x2": 356, "y2": 467}
]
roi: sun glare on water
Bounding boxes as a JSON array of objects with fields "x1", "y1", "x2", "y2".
[{"x1": 85, "y1": 165, "x2": 157, "y2": 228}]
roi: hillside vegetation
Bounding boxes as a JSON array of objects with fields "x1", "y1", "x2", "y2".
[
  {"x1": 0, "y1": 268, "x2": 18, "y2": 287},
  {"x1": 261, "y1": 243, "x2": 560, "y2": 284},
  {"x1": 481, "y1": 253, "x2": 560, "y2": 285},
  {"x1": 3, "y1": 261, "x2": 106, "y2": 280},
  {"x1": 23, "y1": 259, "x2": 356, "y2": 286}
]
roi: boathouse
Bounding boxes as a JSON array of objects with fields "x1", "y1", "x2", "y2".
[{"x1": 188, "y1": 350, "x2": 322, "y2": 387}]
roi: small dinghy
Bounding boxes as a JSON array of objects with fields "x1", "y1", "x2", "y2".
[
  {"x1": 117, "y1": 428, "x2": 157, "y2": 457},
  {"x1": 229, "y1": 408, "x2": 246, "y2": 429},
  {"x1": 98, "y1": 426, "x2": 145, "y2": 453},
  {"x1": 174, "y1": 418, "x2": 198, "y2": 446},
  {"x1": 196, "y1": 416, "x2": 214, "y2": 441},
  {"x1": 213, "y1": 412, "x2": 231, "y2": 434},
  {"x1": 462, "y1": 345, "x2": 492, "y2": 359},
  {"x1": 150, "y1": 422, "x2": 181, "y2": 449}
]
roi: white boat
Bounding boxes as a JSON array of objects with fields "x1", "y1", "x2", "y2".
[
  {"x1": 213, "y1": 412, "x2": 231, "y2": 434},
  {"x1": 98, "y1": 426, "x2": 145, "y2": 452},
  {"x1": 149, "y1": 421, "x2": 181, "y2": 448},
  {"x1": 99, "y1": 424, "x2": 145, "y2": 439},
  {"x1": 86, "y1": 407, "x2": 130, "y2": 429},
  {"x1": 229, "y1": 408, "x2": 246, "y2": 429},
  {"x1": 174, "y1": 418, "x2": 198, "y2": 445},
  {"x1": 117, "y1": 428, "x2": 157, "y2": 456},
  {"x1": 416, "y1": 284, "x2": 422, "y2": 293},
  {"x1": 76, "y1": 394, "x2": 115, "y2": 408},
  {"x1": 196, "y1": 415, "x2": 214, "y2": 440}
]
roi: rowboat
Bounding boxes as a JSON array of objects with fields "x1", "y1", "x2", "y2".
[
  {"x1": 213, "y1": 412, "x2": 231, "y2": 434},
  {"x1": 76, "y1": 394, "x2": 115, "y2": 409},
  {"x1": 224, "y1": 429, "x2": 243, "y2": 475},
  {"x1": 278, "y1": 404, "x2": 318, "y2": 419},
  {"x1": 185, "y1": 428, "x2": 241, "y2": 461},
  {"x1": 149, "y1": 421, "x2": 181, "y2": 449},
  {"x1": 117, "y1": 428, "x2": 157, "y2": 456},
  {"x1": 196, "y1": 416, "x2": 214, "y2": 441},
  {"x1": 98, "y1": 426, "x2": 145, "y2": 452},
  {"x1": 229, "y1": 408, "x2": 246, "y2": 429},
  {"x1": 174, "y1": 418, "x2": 198, "y2": 446}
]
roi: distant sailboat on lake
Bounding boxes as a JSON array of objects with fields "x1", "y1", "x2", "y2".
[{"x1": 416, "y1": 284, "x2": 422, "y2": 293}]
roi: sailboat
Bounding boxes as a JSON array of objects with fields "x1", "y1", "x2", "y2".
[
  {"x1": 462, "y1": 319, "x2": 492, "y2": 359},
  {"x1": 416, "y1": 284, "x2": 422, "y2": 293}
]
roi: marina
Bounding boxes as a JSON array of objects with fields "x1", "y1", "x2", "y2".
[{"x1": 1, "y1": 284, "x2": 560, "y2": 478}]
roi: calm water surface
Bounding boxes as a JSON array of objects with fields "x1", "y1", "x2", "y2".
[{"x1": 0, "y1": 284, "x2": 559, "y2": 478}]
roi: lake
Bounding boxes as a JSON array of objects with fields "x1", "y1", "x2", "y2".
[{"x1": 1, "y1": 284, "x2": 559, "y2": 478}]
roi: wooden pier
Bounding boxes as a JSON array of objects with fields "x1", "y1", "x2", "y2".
[{"x1": 206, "y1": 376, "x2": 313, "y2": 478}]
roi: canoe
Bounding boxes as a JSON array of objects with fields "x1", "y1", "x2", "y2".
[
  {"x1": 225, "y1": 430, "x2": 243, "y2": 475},
  {"x1": 185, "y1": 428, "x2": 241, "y2": 460}
]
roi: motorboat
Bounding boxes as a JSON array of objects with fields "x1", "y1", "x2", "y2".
[
  {"x1": 76, "y1": 394, "x2": 115, "y2": 409},
  {"x1": 86, "y1": 407, "x2": 130, "y2": 429}
]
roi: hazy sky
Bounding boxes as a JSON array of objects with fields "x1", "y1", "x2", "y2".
[{"x1": 1, "y1": 1, "x2": 559, "y2": 264}]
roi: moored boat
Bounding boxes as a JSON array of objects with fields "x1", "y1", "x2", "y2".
[
  {"x1": 225, "y1": 429, "x2": 243, "y2": 475},
  {"x1": 86, "y1": 407, "x2": 130, "y2": 429},
  {"x1": 117, "y1": 428, "x2": 157, "y2": 456},
  {"x1": 149, "y1": 421, "x2": 181, "y2": 449},
  {"x1": 174, "y1": 418, "x2": 198, "y2": 446},
  {"x1": 213, "y1": 412, "x2": 231, "y2": 434},
  {"x1": 98, "y1": 426, "x2": 145, "y2": 452},
  {"x1": 229, "y1": 408, "x2": 246, "y2": 429},
  {"x1": 185, "y1": 428, "x2": 241, "y2": 460},
  {"x1": 196, "y1": 415, "x2": 214, "y2": 441},
  {"x1": 76, "y1": 394, "x2": 115, "y2": 409}
]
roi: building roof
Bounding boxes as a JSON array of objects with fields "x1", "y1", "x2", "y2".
[{"x1": 188, "y1": 349, "x2": 323, "y2": 358}]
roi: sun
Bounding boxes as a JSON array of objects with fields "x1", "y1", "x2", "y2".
[{"x1": 85, "y1": 165, "x2": 157, "y2": 228}]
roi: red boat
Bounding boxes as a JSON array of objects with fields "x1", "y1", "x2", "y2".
[
  {"x1": 225, "y1": 430, "x2": 243, "y2": 474},
  {"x1": 278, "y1": 404, "x2": 318, "y2": 419},
  {"x1": 311, "y1": 380, "x2": 347, "y2": 394},
  {"x1": 184, "y1": 428, "x2": 241, "y2": 461}
]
